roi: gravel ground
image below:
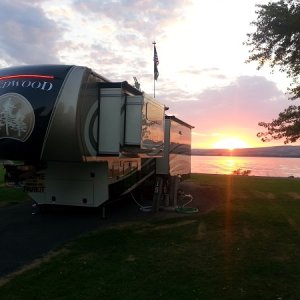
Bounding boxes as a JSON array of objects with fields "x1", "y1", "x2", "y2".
[{"x1": 0, "y1": 197, "x2": 158, "y2": 278}]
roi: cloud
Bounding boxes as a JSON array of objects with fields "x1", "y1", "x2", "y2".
[
  {"x1": 160, "y1": 75, "x2": 290, "y2": 133},
  {"x1": 180, "y1": 68, "x2": 227, "y2": 80},
  {"x1": 49, "y1": 0, "x2": 181, "y2": 81},
  {"x1": 0, "y1": 0, "x2": 62, "y2": 64},
  {"x1": 72, "y1": 0, "x2": 191, "y2": 38}
]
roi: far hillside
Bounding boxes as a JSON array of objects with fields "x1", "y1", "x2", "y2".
[{"x1": 192, "y1": 146, "x2": 300, "y2": 158}]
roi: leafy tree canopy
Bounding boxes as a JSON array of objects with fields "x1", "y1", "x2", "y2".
[
  {"x1": 245, "y1": 0, "x2": 300, "y2": 144},
  {"x1": 257, "y1": 105, "x2": 300, "y2": 143}
]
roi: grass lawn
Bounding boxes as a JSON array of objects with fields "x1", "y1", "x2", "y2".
[
  {"x1": 0, "y1": 165, "x2": 27, "y2": 207},
  {"x1": 1, "y1": 174, "x2": 300, "y2": 299}
]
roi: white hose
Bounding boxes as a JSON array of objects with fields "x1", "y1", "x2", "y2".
[{"x1": 130, "y1": 192, "x2": 152, "y2": 212}]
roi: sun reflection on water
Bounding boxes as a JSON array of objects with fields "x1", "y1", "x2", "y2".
[
  {"x1": 215, "y1": 156, "x2": 244, "y2": 174},
  {"x1": 192, "y1": 155, "x2": 300, "y2": 177}
]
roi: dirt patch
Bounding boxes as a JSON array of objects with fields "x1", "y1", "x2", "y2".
[
  {"x1": 272, "y1": 255, "x2": 291, "y2": 262},
  {"x1": 194, "y1": 222, "x2": 207, "y2": 240},
  {"x1": 252, "y1": 191, "x2": 276, "y2": 200},
  {"x1": 287, "y1": 217, "x2": 300, "y2": 236},
  {"x1": 232, "y1": 192, "x2": 250, "y2": 200},
  {"x1": 0, "y1": 248, "x2": 68, "y2": 287},
  {"x1": 125, "y1": 255, "x2": 137, "y2": 262},
  {"x1": 242, "y1": 226, "x2": 252, "y2": 239},
  {"x1": 78, "y1": 252, "x2": 98, "y2": 263},
  {"x1": 285, "y1": 192, "x2": 300, "y2": 200},
  {"x1": 136, "y1": 219, "x2": 197, "y2": 233},
  {"x1": 153, "y1": 219, "x2": 197, "y2": 231}
]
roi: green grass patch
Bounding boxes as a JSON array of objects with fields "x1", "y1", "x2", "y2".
[
  {"x1": 0, "y1": 165, "x2": 27, "y2": 206},
  {"x1": 1, "y1": 174, "x2": 300, "y2": 299}
]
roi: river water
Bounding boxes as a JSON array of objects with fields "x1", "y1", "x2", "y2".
[{"x1": 191, "y1": 155, "x2": 300, "y2": 177}]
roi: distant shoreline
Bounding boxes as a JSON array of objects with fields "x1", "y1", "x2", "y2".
[
  {"x1": 192, "y1": 145, "x2": 300, "y2": 158},
  {"x1": 190, "y1": 172, "x2": 300, "y2": 179},
  {"x1": 192, "y1": 154, "x2": 300, "y2": 158}
]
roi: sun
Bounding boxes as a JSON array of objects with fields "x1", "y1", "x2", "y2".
[{"x1": 213, "y1": 137, "x2": 249, "y2": 150}]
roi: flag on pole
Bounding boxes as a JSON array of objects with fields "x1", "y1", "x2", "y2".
[{"x1": 153, "y1": 44, "x2": 159, "y2": 80}]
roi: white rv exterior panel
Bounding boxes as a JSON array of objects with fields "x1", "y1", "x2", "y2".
[
  {"x1": 46, "y1": 180, "x2": 94, "y2": 206},
  {"x1": 28, "y1": 162, "x2": 109, "y2": 207},
  {"x1": 125, "y1": 95, "x2": 143, "y2": 145},
  {"x1": 98, "y1": 88, "x2": 124, "y2": 154}
]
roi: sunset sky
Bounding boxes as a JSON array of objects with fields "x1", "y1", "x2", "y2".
[{"x1": 0, "y1": 0, "x2": 297, "y2": 149}]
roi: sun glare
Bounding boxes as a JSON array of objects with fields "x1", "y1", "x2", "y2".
[{"x1": 213, "y1": 137, "x2": 249, "y2": 150}]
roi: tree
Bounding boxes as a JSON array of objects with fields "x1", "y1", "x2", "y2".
[
  {"x1": 245, "y1": 0, "x2": 300, "y2": 144},
  {"x1": 257, "y1": 105, "x2": 300, "y2": 143},
  {"x1": 0, "y1": 98, "x2": 28, "y2": 138},
  {"x1": 0, "y1": 99, "x2": 17, "y2": 136}
]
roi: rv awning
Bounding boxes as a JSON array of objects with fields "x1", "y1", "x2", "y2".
[
  {"x1": 98, "y1": 81, "x2": 143, "y2": 96},
  {"x1": 166, "y1": 115, "x2": 194, "y2": 129}
]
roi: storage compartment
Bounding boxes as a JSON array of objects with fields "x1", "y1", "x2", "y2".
[{"x1": 27, "y1": 162, "x2": 109, "y2": 207}]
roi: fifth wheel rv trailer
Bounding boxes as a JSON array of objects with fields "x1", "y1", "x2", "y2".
[{"x1": 0, "y1": 64, "x2": 192, "y2": 208}]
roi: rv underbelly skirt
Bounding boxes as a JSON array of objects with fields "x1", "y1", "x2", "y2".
[{"x1": 27, "y1": 162, "x2": 109, "y2": 207}]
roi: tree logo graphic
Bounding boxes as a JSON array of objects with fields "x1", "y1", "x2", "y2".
[{"x1": 0, "y1": 93, "x2": 35, "y2": 141}]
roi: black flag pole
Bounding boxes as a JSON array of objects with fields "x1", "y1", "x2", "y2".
[{"x1": 153, "y1": 41, "x2": 159, "y2": 98}]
